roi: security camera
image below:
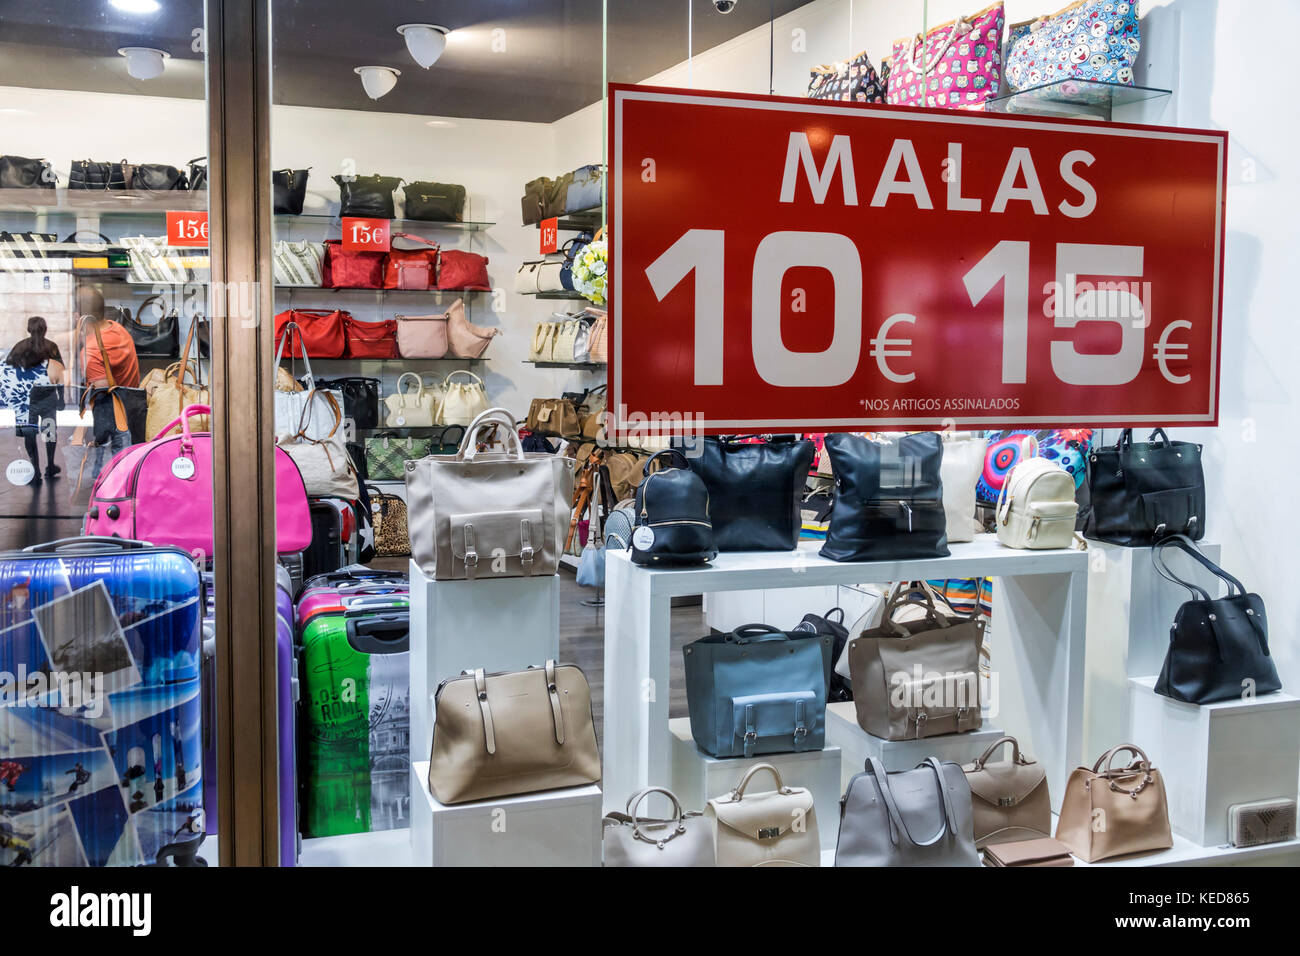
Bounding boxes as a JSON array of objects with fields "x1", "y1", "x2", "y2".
[{"x1": 713, "y1": 0, "x2": 739, "y2": 13}]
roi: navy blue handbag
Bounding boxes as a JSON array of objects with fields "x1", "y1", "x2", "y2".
[
  {"x1": 559, "y1": 231, "x2": 593, "y2": 292},
  {"x1": 684, "y1": 624, "x2": 833, "y2": 758}
]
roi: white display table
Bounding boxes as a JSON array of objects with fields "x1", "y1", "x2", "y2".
[
  {"x1": 602, "y1": 536, "x2": 1088, "y2": 814},
  {"x1": 668, "y1": 717, "x2": 843, "y2": 852},
  {"x1": 411, "y1": 761, "x2": 602, "y2": 867}
]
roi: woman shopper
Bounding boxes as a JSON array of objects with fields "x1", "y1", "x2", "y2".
[{"x1": 0, "y1": 316, "x2": 66, "y2": 484}]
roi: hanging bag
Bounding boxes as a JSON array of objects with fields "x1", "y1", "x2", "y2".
[
  {"x1": 1152, "y1": 535, "x2": 1281, "y2": 704},
  {"x1": 143, "y1": 318, "x2": 210, "y2": 439},
  {"x1": 272, "y1": 321, "x2": 346, "y2": 440},
  {"x1": 276, "y1": 390, "x2": 360, "y2": 500}
]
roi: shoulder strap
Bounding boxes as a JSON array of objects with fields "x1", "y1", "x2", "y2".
[{"x1": 1152, "y1": 534, "x2": 1244, "y2": 602}]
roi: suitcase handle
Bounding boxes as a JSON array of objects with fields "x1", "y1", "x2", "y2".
[
  {"x1": 23, "y1": 536, "x2": 155, "y2": 554},
  {"x1": 346, "y1": 612, "x2": 409, "y2": 654}
]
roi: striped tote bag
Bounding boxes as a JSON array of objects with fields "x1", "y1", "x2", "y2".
[{"x1": 273, "y1": 240, "x2": 325, "y2": 287}]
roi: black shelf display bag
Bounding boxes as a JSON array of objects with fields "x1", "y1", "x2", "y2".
[
  {"x1": 273, "y1": 168, "x2": 310, "y2": 214},
  {"x1": 333, "y1": 173, "x2": 402, "y2": 219},
  {"x1": 404, "y1": 181, "x2": 467, "y2": 222},
  {"x1": 630, "y1": 449, "x2": 717, "y2": 566},
  {"x1": 1085, "y1": 428, "x2": 1205, "y2": 546},
  {"x1": 821, "y1": 432, "x2": 949, "y2": 562},
  {"x1": 679, "y1": 435, "x2": 814, "y2": 551},
  {"x1": 1153, "y1": 535, "x2": 1281, "y2": 704}
]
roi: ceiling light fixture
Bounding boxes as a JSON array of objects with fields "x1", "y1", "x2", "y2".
[
  {"x1": 111, "y1": 0, "x2": 162, "y2": 13},
  {"x1": 117, "y1": 47, "x2": 170, "y2": 80},
  {"x1": 396, "y1": 24, "x2": 450, "y2": 70},
  {"x1": 355, "y1": 65, "x2": 400, "y2": 100}
]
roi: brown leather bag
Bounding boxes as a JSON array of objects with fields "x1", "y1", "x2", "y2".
[
  {"x1": 1055, "y1": 744, "x2": 1172, "y2": 862},
  {"x1": 962, "y1": 735, "x2": 1052, "y2": 848},
  {"x1": 428, "y1": 660, "x2": 600, "y2": 804},
  {"x1": 526, "y1": 397, "x2": 581, "y2": 438}
]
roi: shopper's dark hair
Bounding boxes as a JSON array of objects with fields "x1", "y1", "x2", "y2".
[{"x1": 6, "y1": 316, "x2": 61, "y2": 370}]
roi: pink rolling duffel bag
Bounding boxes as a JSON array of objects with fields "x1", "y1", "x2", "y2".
[{"x1": 84, "y1": 403, "x2": 314, "y2": 559}]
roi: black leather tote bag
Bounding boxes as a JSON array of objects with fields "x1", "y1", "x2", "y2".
[
  {"x1": 680, "y1": 435, "x2": 813, "y2": 550},
  {"x1": 404, "y1": 181, "x2": 467, "y2": 222},
  {"x1": 631, "y1": 449, "x2": 716, "y2": 566},
  {"x1": 314, "y1": 376, "x2": 380, "y2": 431},
  {"x1": 124, "y1": 297, "x2": 180, "y2": 358},
  {"x1": 333, "y1": 174, "x2": 402, "y2": 219},
  {"x1": 1153, "y1": 535, "x2": 1280, "y2": 704},
  {"x1": 821, "y1": 432, "x2": 949, "y2": 561},
  {"x1": 132, "y1": 163, "x2": 188, "y2": 190},
  {"x1": 273, "y1": 168, "x2": 310, "y2": 214},
  {"x1": 1085, "y1": 428, "x2": 1205, "y2": 546}
]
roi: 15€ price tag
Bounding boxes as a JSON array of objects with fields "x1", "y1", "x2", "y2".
[
  {"x1": 166, "y1": 210, "x2": 209, "y2": 247},
  {"x1": 540, "y1": 217, "x2": 559, "y2": 254},
  {"x1": 343, "y1": 217, "x2": 391, "y2": 252}
]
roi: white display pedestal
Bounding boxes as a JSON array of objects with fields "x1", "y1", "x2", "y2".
[
  {"x1": 603, "y1": 537, "x2": 1088, "y2": 814},
  {"x1": 1083, "y1": 540, "x2": 1221, "y2": 756},
  {"x1": 410, "y1": 761, "x2": 601, "y2": 867},
  {"x1": 668, "y1": 718, "x2": 843, "y2": 852},
  {"x1": 407, "y1": 561, "x2": 560, "y2": 760},
  {"x1": 825, "y1": 702, "x2": 1008, "y2": 794},
  {"x1": 1128, "y1": 677, "x2": 1300, "y2": 847}
]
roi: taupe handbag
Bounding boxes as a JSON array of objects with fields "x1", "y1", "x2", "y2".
[
  {"x1": 603, "y1": 787, "x2": 714, "y2": 867},
  {"x1": 847, "y1": 583, "x2": 984, "y2": 740},
  {"x1": 428, "y1": 660, "x2": 600, "y2": 805},
  {"x1": 526, "y1": 397, "x2": 580, "y2": 438},
  {"x1": 405, "y1": 406, "x2": 574, "y2": 580},
  {"x1": 706, "y1": 763, "x2": 819, "y2": 867},
  {"x1": 835, "y1": 757, "x2": 980, "y2": 867},
  {"x1": 962, "y1": 735, "x2": 1052, "y2": 848},
  {"x1": 1055, "y1": 744, "x2": 1173, "y2": 862}
]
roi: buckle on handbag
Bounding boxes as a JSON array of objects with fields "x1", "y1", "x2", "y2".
[
  {"x1": 757, "y1": 827, "x2": 781, "y2": 840},
  {"x1": 997, "y1": 796, "x2": 1016, "y2": 807}
]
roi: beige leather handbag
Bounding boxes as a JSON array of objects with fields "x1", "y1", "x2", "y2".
[
  {"x1": 848, "y1": 583, "x2": 983, "y2": 740},
  {"x1": 603, "y1": 787, "x2": 714, "y2": 867},
  {"x1": 405, "y1": 406, "x2": 574, "y2": 580},
  {"x1": 962, "y1": 735, "x2": 1052, "y2": 848},
  {"x1": 428, "y1": 660, "x2": 600, "y2": 805},
  {"x1": 1055, "y1": 744, "x2": 1173, "y2": 862},
  {"x1": 529, "y1": 321, "x2": 557, "y2": 362},
  {"x1": 706, "y1": 763, "x2": 819, "y2": 867},
  {"x1": 384, "y1": 372, "x2": 439, "y2": 428},
  {"x1": 436, "y1": 369, "x2": 489, "y2": 427}
]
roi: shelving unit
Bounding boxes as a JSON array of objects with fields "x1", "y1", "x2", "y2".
[
  {"x1": 533, "y1": 203, "x2": 601, "y2": 233},
  {"x1": 524, "y1": 360, "x2": 605, "y2": 371},
  {"x1": 988, "y1": 79, "x2": 1172, "y2": 120}
]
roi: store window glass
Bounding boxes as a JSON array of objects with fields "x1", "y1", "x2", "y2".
[{"x1": 1, "y1": 1, "x2": 213, "y2": 866}]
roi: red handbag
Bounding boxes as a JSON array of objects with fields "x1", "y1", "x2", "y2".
[
  {"x1": 436, "y1": 249, "x2": 491, "y2": 291},
  {"x1": 322, "y1": 239, "x2": 386, "y2": 289},
  {"x1": 274, "y1": 309, "x2": 347, "y2": 358},
  {"x1": 384, "y1": 234, "x2": 440, "y2": 290},
  {"x1": 343, "y1": 315, "x2": 399, "y2": 358}
]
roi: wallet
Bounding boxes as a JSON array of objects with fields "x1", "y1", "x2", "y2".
[{"x1": 983, "y1": 837, "x2": 1074, "y2": 868}]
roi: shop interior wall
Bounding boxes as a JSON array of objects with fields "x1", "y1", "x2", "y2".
[{"x1": 0, "y1": 85, "x2": 605, "y2": 422}]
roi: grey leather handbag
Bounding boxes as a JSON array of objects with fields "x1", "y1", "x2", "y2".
[
  {"x1": 835, "y1": 757, "x2": 980, "y2": 867},
  {"x1": 404, "y1": 406, "x2": 574, "y2": 580},
  {"x1": 602, "y1": 787, "x2": 714, "y2": 867}
]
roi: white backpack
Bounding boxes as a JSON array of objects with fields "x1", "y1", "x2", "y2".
[{"x1": 996, "y1": 457, "x2": 1079, "y2": 550}]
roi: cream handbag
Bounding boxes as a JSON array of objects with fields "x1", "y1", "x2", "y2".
[
  {"x1": 706, "y1": 763, "x2": 819, "y2": 867},
  {"x1": 404, "y1": 406, "x2": 575, "y2": 580},
  {"x1": 996, "y1": 457, "x2": 1080, "y2": 549},
  {"x1": 428, "y1": 660, "x2": 600, "y2": 805},
  {"x1": 272, "y1": 240, "x2": 325, "y2": 287},
  {"x1": 515, "y1": 260, "x2": 543, "y2": 295},
  {"x1": 552, "y1": 319, "x2": 581, "y2": 363},
  {"x1": 1055, "y1": 744, "x2": 1172, "y2": 862},
  {"x1": 962, "y1": 735, "x2": 1052, "y2": 848},
  {"x1": 940, "y1": 432, "x2": 987, "y2": 544},
  {"x1": 384, "y1": 371, "x2": 439, "y2": 428},
  {"x1": 603, "y1": 788, "x2": 715, "y2": 867},
  {"x1": 276, "y1": 394, "x2": 359, "y2": 499},
  {"x1": 437, "y1": 369, "x2": 489, "y2": 426},
  {"x1": 530, "y1": 321, "x2": 557, "y2": 362}
]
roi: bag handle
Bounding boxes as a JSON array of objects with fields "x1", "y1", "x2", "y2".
[
  {"x1": 970, "y1": 735, "x2": 1033, "y2": 770},
  {"x1": 273, "y1": 320, "x2": 315, "y2": 388},
  {"x1": 725, "y1": 624, "x2": 789, "y2": 645},
  {"x1": 642, "y1": 448, "x2": 688, "y2": 477},
  {"x1": 457, "y1": 406, "x2": 524, "y2": 462},
  {"x1": 391, "y1": 232, "x2": 440, "y2": 252},
  {"x1": 153, "y1": 403, "x2": 212, "y2": 453},
  {"x1": 903, "y1": 14, "x2": 972, "y2": 76},
  {"x1": 729, "y1": 762, "x2": 789, "y2": 801},
  {"x1": 395, "y1": 372, "x2": 424, "y2": 405},
  {"x1": 623, "y1": 787, "x2": 690, "y2": 848},
  {"x1": 882, "y1": 581, "x2": 952, "y2": 635},
  {"x1": 863, "y1": 756, "x2": 958, "y2": 849},
  {"x1": 1152, "y1": 534, "x2": 1245, "y2": 602},
  {"x1": 295, "y1": 389, "x2": 342, "y2": 441},
  {"x1": 1091, "y1": 744, "x2": 1156, "y2": 797},
  {"x1": 22, "y1": 536, "x2": 156, "y2": 554},
  {"x1": 445, "y1": 369, "x2": 484, "y2": 388}
]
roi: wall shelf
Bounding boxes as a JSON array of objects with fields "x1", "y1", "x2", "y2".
[
  {"x1": 524, "y1": 360, "x2": 606, "y2": 371},
  {"x1": 988, "y1": 79, "x2": 1172, "y2": 120},
  {"x1": 522, "y1": 290, "x2": 590, "y2": 301}
]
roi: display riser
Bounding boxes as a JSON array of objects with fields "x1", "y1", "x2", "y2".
[
  {"x1": 668, "y1": 717, "x2": 844, "y2": 853},
  {"x1": 1128, "y1": 676, "x2": 1300, "y2": 847},
  {"x1": 299, "y1": 829, "x2": 413, "y2": 867},
  {"x1": 825, "y1": 701, "x2": 1008, "y2": 795},
  {"x1": 1083, "y1": 540, "x2": 1223, "y2": 756},
  {"x1": 704, "y1": 582, "x2": 883, "y2": 634},
  {"x1": 410, "y1": 761, "x2": 601, "y2": 867},
  {"x1": 407, "y1": 563, "x2": 561, "y2": 761}
]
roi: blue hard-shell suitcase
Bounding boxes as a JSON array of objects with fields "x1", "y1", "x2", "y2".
[{"x1": 0, "y1": 537, "x2": 204, "y2": 867}]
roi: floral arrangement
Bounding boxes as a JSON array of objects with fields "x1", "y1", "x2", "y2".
[{"x1": 572, "y1": 238, "x2": 608, "y2": 306}]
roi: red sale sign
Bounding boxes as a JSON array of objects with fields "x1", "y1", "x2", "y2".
[
  {"x1": 540, "y1": 217, "x2": 559, "y2": 254},
  {"x1": 608, "y1": 85, "x2": 1227, "y2": 432},
  {"x1": 166, "y1": 210, "x2": 209, "y2": 248},
  {"x1": 342, "y1": 216, "x2": 391, "y2": 252}
]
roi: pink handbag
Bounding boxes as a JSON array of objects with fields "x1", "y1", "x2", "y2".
[
  {"x1": 395, "y1": 312, "x2": 450, "y2": 359},
  {"x1": 886, "y1": 2, "x2": 1005, "y2": 110},
  {"x1": 83, "y1": 403, "x2": 313, "y2": 559}
]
